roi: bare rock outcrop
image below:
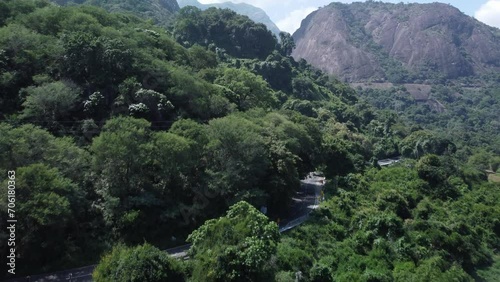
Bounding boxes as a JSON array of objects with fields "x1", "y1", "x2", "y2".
[{"x1": 293, "y1": 2, "x2": 500, "y2": 82}]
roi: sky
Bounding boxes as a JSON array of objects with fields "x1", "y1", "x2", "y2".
[{"x1": 197, "y1": 0, "x2": 500, "y2": 33}]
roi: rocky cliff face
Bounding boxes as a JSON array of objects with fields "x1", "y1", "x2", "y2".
[
  {"x1": 178, "y1": 0, "x2": 281, "y2": 38},
  {"x1": 292, "y1": 2, "x2": 500, "y2": 82}
]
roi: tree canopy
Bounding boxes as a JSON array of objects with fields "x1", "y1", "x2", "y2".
[
  {"x1": 187, "y1": 201, "x2": 280, "y2": 281},
  {"x1": 174, "y1": 7, "x2": 277, "y2": 59},
  {"x1": 93, "y1": 243, "x2": 185, "y2": 282},
  {"x1": 0, "y1": 1, "x2": 498, "y2": 280}
]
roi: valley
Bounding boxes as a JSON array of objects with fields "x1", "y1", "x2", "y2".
[{"x1": 0, "y1": 1, "x2": 498, "y2": 281}]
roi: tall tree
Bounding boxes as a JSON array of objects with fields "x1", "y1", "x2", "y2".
[
  {"x1": 278, "y1": 32, "x2": 295, "y2": 57},
  {"x1": 188, "y1": 201, "x2": 280, "y2": 281},
  {"x1": 20, "y1": 81, "x2": 81, "y2": 127},
  {"x1": 215, "y1": 67, "x2": 276, "y2": 110},
  {"x1": 174, "y1": 7, "x2": 277, "y2": 59},
  {"x1": 0, "y1": 164, "x2": 82, "y2": 273},
  {"x1": 205, "y1": 115, "x2": 269, "y2": 208},
  {"x1": 93, "y1": 243, "x2": 185, "y2": 282},
  {"x1": 90, "y1": 117, "x2": 153, "y2": 239}
]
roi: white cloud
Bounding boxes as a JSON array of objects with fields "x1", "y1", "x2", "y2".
[
  {"x1": 197, "y1": 0, "x2": 333, "y2": 22},
  {"x1": 198, "y1": 0, "x2": 269, "y2": 8},
  {"x1": 475, "y1": 0, "x2": 500, "y2": 28},
  {"x1": 277, "y1": 7, "x2": 318, "y2": 33}
]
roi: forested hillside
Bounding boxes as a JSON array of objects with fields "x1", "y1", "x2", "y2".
[
  {"x1": 277, "y1": 162, "x2": 500, "y2": 281},
  {"x1": 178, "y1": 0, "x2": 281, "y2": 38},
  {"x1": 52, "y1": 0, "x2": 180, "y2": 27},
  {"x1": 358, "y1": 83, "x2": 500, "y2": 164},
  {"x1": 0, "y1": 0, "x2": 498, "y2": 281}
]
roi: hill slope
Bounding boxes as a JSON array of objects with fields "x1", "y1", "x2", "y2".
[
  {"x1": 292, "y1": 2, "x2": 500, "y2": 83},
  {"x1": 178, "y1": 0, "x2": 281, "y2": 38},
  {"x1": 53, "y1": 0, "x2": 180, "y2": 26}
]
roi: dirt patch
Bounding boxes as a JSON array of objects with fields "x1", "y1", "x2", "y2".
[{"x1": 488, "y1": 173, "x2": 500, "y2": 183}]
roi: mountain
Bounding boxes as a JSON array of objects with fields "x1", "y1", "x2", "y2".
[
  {"x1": 178, "y1": 0, "x2": 281, "y2": 38},
  {"x1": 292, "y1": 2, "x2": 500, "y2": 83},
  {"x1": 53, "y1": 0, "x2": 180, "y2": 26}
]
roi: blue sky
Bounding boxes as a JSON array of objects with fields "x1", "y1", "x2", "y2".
[{"x1": 198, "y1": 0, "x2": 500, "y2": 33}]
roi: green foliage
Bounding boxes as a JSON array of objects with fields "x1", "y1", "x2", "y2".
[
  {"x1": 20, "y1": 81, "x2": 81, "y2": 125},
  {"x1": 400, "y1": 130, "x2": 456, "y2": 159},
  {"x1": 90, "y1": 116, "x2": 196, "y2": 242},
  {"x1": 276, "y1": 238, "x2": 313, "y2": 272},
  {"x1": 90, "y1": 117, "x2": 152, "y2": 238},
  {"x1": 282, "y1": 99, "x2": 315, "y2": 117},
  {"x1": 393, "y1": 257, "x2": 473, "y2": 281},
  {"x1": 1, "y1": 1, "x2": 498, "y2": 280},
  {"x1": 475, "y1": 255, "x2": 500, "y2": 282},
  {"x1": 93, "y1": 243, "x2": 185, "y2": 282},
  {"x1": 60, "y1": 31, "x2": 133, "y2": 86},
  {"x1": 274, "y1": 271, "x2": 295, "y2": 282},
  {"x1": 205, "y1": 115, "x2": 268, "y2": 202},
  {"x1": 214, "y1": 67, "x2": 276, "y2": 110},
  {"x1": 201, "y1": 111, "x2": 316, "y2": 215},
  {"x1": 0, "y1": 1, "x2": 194, "y2": 125},
  {"x1": 277, "y1": 164, "x2": 499, "y2": 281},
  {"x1": 291, "y1": 75, "x2": 324, "y2": 101},
  {"x1": 468, "y1": 150, "x2": 500, "y2": 172},
  {"x1": 278, "y1": 32, "x2": 295, "y2": 57},
  {"x1": 309, "y1": 262, "x2": 333, "y2": 282},
  {"x1": 360, "y1": 85, "x2": 500, "y2": 161},
  {"x1": 174, "y1": 7, "x2": 277, "y2": 59},
  {"x1": 0, "y1": 163, "x2": 82, "y2": 273},
  {"x1": 81, "y1": 0, "x2": 179, "y2": 28},
  {"x1": 321, "y1": 119, "x2": 370, "y2": 176},
  {"x1": 416, "y1": 155, "x2": 446, "y2": 185},
  {"x1": 188, "y1": 44, "x2": 217, "y2": 70},
  {"x1": 0, "y1": 23, "x2": 63, "y2": 114},
  {"x1": 187, "y1": 201, "x2": 280, "y2": 281},
  {"x1": 130, "y1": 88, "x2": 174, "y2": 119},
  {"x1": 169, "y1": 118, "x2": 208, "y2": 146},
  {"x1": 0, "y1": 123, "x2": 90, "y2": 181}
]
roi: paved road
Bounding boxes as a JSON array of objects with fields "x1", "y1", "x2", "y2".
[
  {"x1": 279, "y1": 175, "x2": 324, "y2": 231},
  {"x1": 377, "y1": 157, "x2": 401, "y2": 166},
  {"x1": 4, "y1": 265, "x2": 96, "y2": 282},
  {"x1": 5, "y1": 175, "x2": 325, "y2": 282},
  {"x1": 3, "y1": 245, "x2": 193, "y2": 282}
]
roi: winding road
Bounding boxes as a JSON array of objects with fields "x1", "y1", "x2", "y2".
[{"x1": 5, "y1": 174, "x2": 325, "y2": 282}]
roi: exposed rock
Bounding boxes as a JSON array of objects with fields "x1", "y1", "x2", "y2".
[{"x1": 293, "y1": 2, "x2": 500, "y2": 82}]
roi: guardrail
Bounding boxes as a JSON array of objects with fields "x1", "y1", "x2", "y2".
[{"x1": 279, "y1": 214, "x2": 309, "y2": 232}]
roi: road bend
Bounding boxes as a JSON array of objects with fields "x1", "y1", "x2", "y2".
[{"x1": 6, "y1": 174, "x2": 325, "y2": 282}]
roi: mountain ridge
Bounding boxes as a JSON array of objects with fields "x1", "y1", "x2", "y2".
[{"x1": 292, "y1": 2, "x2": 500, "y2": 83}]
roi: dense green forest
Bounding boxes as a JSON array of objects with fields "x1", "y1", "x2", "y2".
[
  {"x1": 358, "y1": 83, "x2": 500, "y2": 171},
  {"x1": 0, "y1": 0, "x2": 498, "y2": 281}
]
